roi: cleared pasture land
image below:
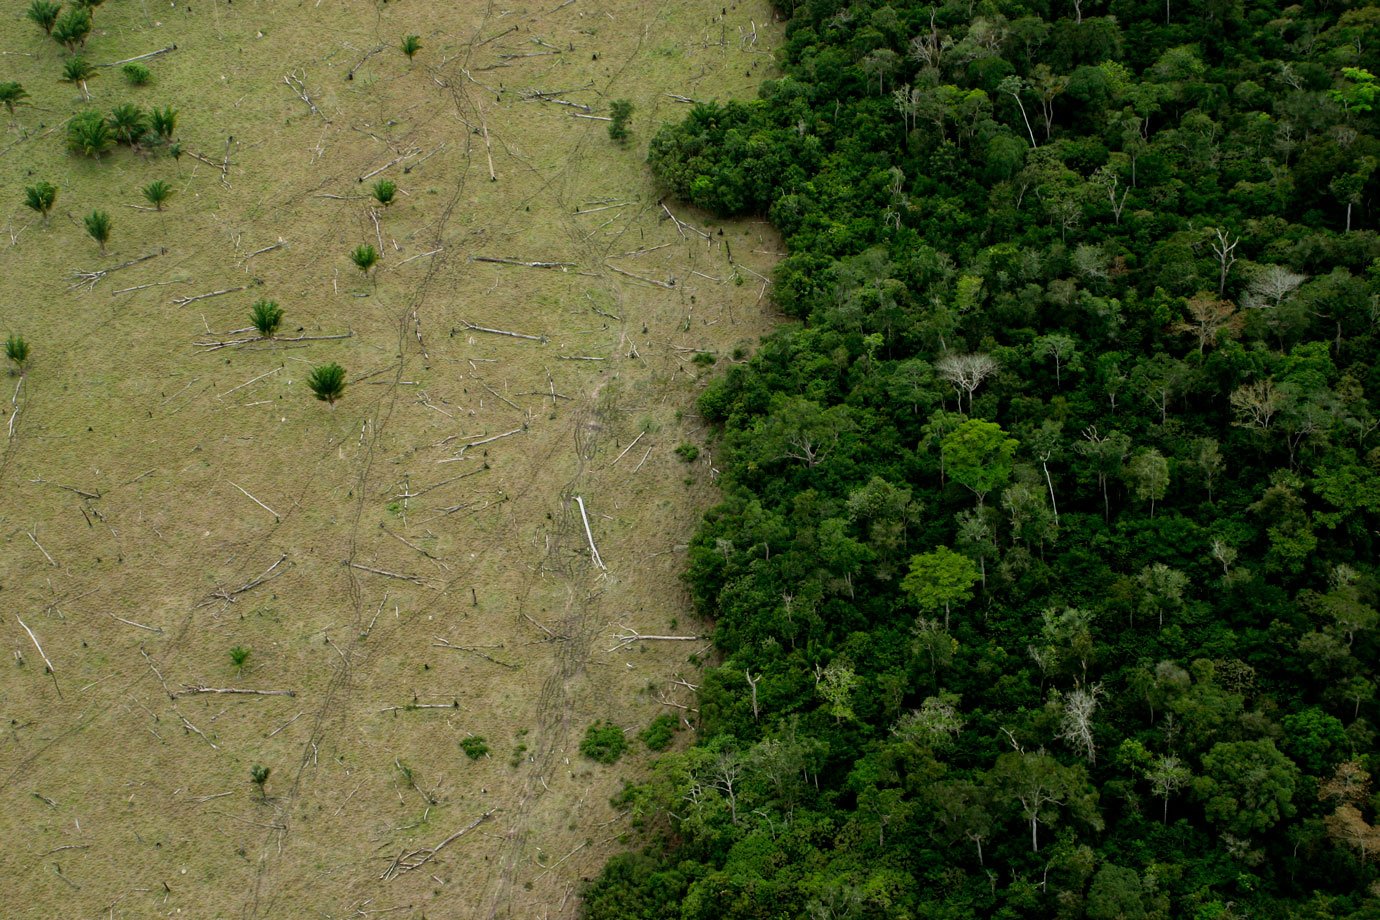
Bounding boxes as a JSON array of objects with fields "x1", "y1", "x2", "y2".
[{"x1": 0, "y1": 1, "x2": 780, "y2": 917}]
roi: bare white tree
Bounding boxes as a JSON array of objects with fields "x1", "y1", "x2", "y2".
[
  {"x1": 936, "y1": 353, "x2": 998, "y2": 413},
  {"x1": 1054, "y1": 683, "x2": 1104, "y2": 763}
]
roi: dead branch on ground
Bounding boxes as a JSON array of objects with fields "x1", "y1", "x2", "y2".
[
  {"x1": 348, "y1": 562, "x2": 428, "y2": 586},
  {"x1": 175, "y1": 685, "x2": 296, "y2": 698},
  {"x1": 98, "y1": 46, "x2": 176, "y2": 68},
  {"x1": 472, "y1": 255, "x2": 575, "y2": 270},
  {"x1": 283, "y1": 70, "x2": 320, "y2": 116},
  {"x1": 69, "y1": 249, "x2": 166, "y2": 292},
  {"x1": 454, "y1": 320, "x2": 547, "y2": 343},
  {"x1": 202, "y1": 554, "x2": 289, "y2": 607},
  {"x1": 608, "y1": 627, "x2": 708, "y2": 652},
  {"x1": 171, "y1": 285, "x2": 249, "y2": 307},
  {"x1": 432, "y1": 638, "x2": 518, "y2": 669},
  {"x1": 381, "y1": 810, "x2": 495, "y2": 880}
]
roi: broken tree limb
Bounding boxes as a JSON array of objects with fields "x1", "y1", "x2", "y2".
[
  {"x1": 347, "y1": 562, "x2": 427, "y2": 585},
  {"x1": 17, "y1": 617, "x2": 58, "y2": 680},
  {"x1": 607, "y1": 431, "x2": 645, "y2": 468},
  {"x1": 382, "y1": 810, "x2": 495, "y2": 880},
  {"x1": 283, "y1": 70, "x2": 320, "y2": 116},
  {"x1": 606, "y1": 264, "x2": 675, "y2": 288},
  {"x1": 359, "y1": 148, "x2": 420, "y2": 183},
  {"x1": 432, "y1": 638, "x2": 518, "y2": 669},
  {"x1": 574, "y1": 496, "x2": 606, "y2": 570},
  {"x1": 97, "y1": 46, "x2": 177, "y2": 68},
  {"x1": 171, "y1": 285, "x2": 249, "y2": 307},
  {"x1": 105, "y1": 612, "x2": 163, "y2": 634},
  {"x1": 472, "y1": 255, "x2": 575, "y2": 270},
  {"x1": 175, "y1": 685, "x2": 296, "y2": 698},
  {"x1": 27, "y1": 530, "x2": 57, "y2": 567},
  {"x1": 661, "y1": 202, "x2": 712, "y2": 240},
  {"x1": 69, "y1": 249, "x2": 166, "y2": 292},
  {"x1": 229, "y1": 481, "x2": 281, "y2": 523},
  {"x1": 455, "y1": 320, "x2": 547, "y2": 343},
  {"x1": 570, "y1": 112, "x2": 613, "y2": 121},
  {"x1": 204, "y1": 554, "x2": 289, "y2": 606},
  {"x1": 396, "y1": 247, "x2": 443, "y2": 267},
  {"x1": 608, "y1": 627, "x2": 707, "y2": 652},
  {"x1": 237, "y1": 237, "x2": 286, "y2": 267}
]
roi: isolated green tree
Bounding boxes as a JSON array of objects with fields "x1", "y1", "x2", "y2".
[
  {"x1": 141, "y1": 179, "x2": 172, "y2": 210},
  {"x1": 401, "y1": 35, "x2": 422, "y2": 61},
  {"x1": 608, "y1": 99, "x2": 634, "y2": 144},
  {"x1": 250, "y1": 764, "x2": 270, "y2": 800},
  {"x1": 26, "y1": 0, "x2": 62, "y2": 35},
  {"x1": 307, "y1": 363, "x2": 346, "y2": 406},
  {"x1": 51, "y1": 8, "x2": 93, "y2": 51},
  {"x1": 0, "y1": 82, "x2": 28, "y2": 119},
  {"x1": 350, "y1": 244, "x2": 380, "y2": 278},
  {"x1": 61, "y1": 56, "x2": 97, "y2": 103},
  {"x1": 250, "y1": 300, "x2": 283, "y2": 338},
  {"x1": 67, "y1": 110, "x2": 112, "y2": 157},
  {"x1": 83, "y1": 209, "x2": 111, "y2": 255},
  {"x1": 902, "y1": 545, "x2": 980, "y2": 630},
  {"x1": 22, "y1": 182, "x2": 58, "y2": 224},
  {"x1": 229, "y1": 645, "x2": 251, "y2": 673},
  {"x1": 5, "y1": 335, "x2": 30, "y2": 375},
  {"x1": 371, "y1": 179, "x2": 397, "y2": 206},
  {"x1": 941, "y1": 419, "x2": 1018, "y2": 506}
]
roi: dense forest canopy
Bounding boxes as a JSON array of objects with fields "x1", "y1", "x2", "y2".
[{"x1": 586, "y1": 0, "x2": 1380, "y2": 917}]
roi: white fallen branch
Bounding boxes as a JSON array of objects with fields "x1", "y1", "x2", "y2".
[
  {"x1": 382, "y1": 810, "x2": 495, "y2": 880},
  {"x1": 175, "y1": 685, "x2": 297, "y2": 697},
  {"x1": 574, "y1": 496, "x2": 605, "y2": 570},
  {"x1": 608, "y1": 626, "x2": 707, "y2": 652}
]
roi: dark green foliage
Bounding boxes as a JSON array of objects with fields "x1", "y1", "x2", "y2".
[
  {"x1": 588, "y1": 0, "x2": 1380, "y2": 917},
  {"x1": 460, "y1": 736, "x2": 489, "y2": 760},
  {"x1": 60, "y1": 55, "x2": 96, "y2": 101},
  {"x1": 249, "y1": 764, "x2": 269, "y2": 798},
  {"x1": 249, "y1": 299, "x2": 283, "y2": 338},
  {"x1": 26, "y1": 0, "x2": 62, "y2": 35},
  {"x1": 306, "y1": 363, "x2": 345, "y2": 405},
  {"x1": 607, "y1": 99, "x2": 633, "y2": 144},
  {"x1": 349, "y1": 244, "x2": 379, "y2": 275},
  {"x1": 639, "y1": 714, "x2": 677, "y2": 751},
  {"x1": 66, "y1": 110, "x2": 111, "y2": 157},
  {"x1": 5, "y1": 335, "x2": 30, "y2": 374},
  {"x1": 401, "y1": 34, "x2": 421, "y2": 61},
  {"x1": 82, "y1": 209, "x2": 110, "y2": 254},
  {"x1": 0, "y1": 82, "x2": 28, "y2": 117},
  {"x1": 22, "y1": 182, "x2": 57, "y2": 222},
  {"x1": 141, "y1": 179, "x2": 172, "y2": 210},
  {"x1": 121, "y1": 63, "x2": 151, "y2": 86},
  {"x1": 149, "y1": 105, "x2": 177, "y2": 141},
  {"x1": 50, "y1": 8, "x2": 91, "y2": 51},
  {"x1": 229, "y1": 645, "x2": 250, "y2": 672},
  {"x1": 674, "y1": 443, "x2": 699, "y2": 463},
  {"x1": 579, "y1": 721, "x2": 627, "y2": 764},
  {"x1": 108, "y1": 104, "x2": 148, "y2": 146},
  {"x1": 371, "y1": 179, "x2": 396, "y2": 206}
]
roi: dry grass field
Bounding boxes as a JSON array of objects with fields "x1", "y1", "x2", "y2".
[{"x1": 0, "y1": 1, "x2": 781, "y2": 916}]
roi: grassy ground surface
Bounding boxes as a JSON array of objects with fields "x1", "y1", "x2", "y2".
[{"x1": 0, "y1": 1, "x2": 781, "y2": 916}]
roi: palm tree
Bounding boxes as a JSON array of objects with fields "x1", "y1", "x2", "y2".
[
  {"x1": 108, "y1": 103, "x2": 148, "y2": 146},
  {"x1": 61, "y1": 56, "x2": 97, "y2": 103},
  {"x1": 401, "y1": 35, "x2": 422, "y2": 61},
  {"x1": 0, "y1": 82, "x2": 28, "y2": 120},
  {"x1": 142, "y1": 179, "x2": 172, "y2": 210},
  {"x1": 306, "y1": 363, "x2": 346, "y2": 406},
  {"x1": 350, "y1": 244, "x2": 380, "y2": 279},
  {"x1": 250, "y1": 299, "x2": 283, "y2": 338},
  {"x1": 22, "y1": 182, "x2": 58, "y2": 224},
  {"x1": 67, "y1": 110, "x2": 112, "y2": 157},
  {"x1": 371, "y1": 179, "x2": 397, "y2": 206},
  {"x1": 5, "y1": 335, "x2": 30, "y2": 375},
  {"x1": 84, "y1": 209, "x2": 111, "y2": 255},
  {"x1": 149, "y1": 105, "x2": 178, "y2": 142},
  {"x1": 250, "y1": 765, "x2": 270, "y2": 800},
  {"x1": 51, "y1": 8, "x2": 93, "y2": 52},
  {"x1": 26, "y1": 0, "x2": 62, "y2": 35}
]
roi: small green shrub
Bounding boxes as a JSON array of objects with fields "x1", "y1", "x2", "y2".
[
  {"x1": 122, "y1": 63, "x2": 151, "y2": 86},
  {"x1": 674, "y1": 443, "x2": 700, "y2": 463},
  {"x1": 68, "y1": 111, "x2": 112, "y2": 157},
  {"x1": 0, "y1": 82, "x2": 28, "y2": 117},
  {"x1": 142, "y1": 179, "x2": 173, "y2": 210},
  {"x1": 250, "y1": 764, "x2": 270, "y2": 799},
  {"x1": 306, "y1": 363, "x2": 346, "y2": 405},
  {"x1": 460, "y1": 736, "x2": 489, "y2": 760},
  {"x1": 23, "y1": 182, "x2": 57, "y2": 223},
  {"x1": 5, "y1": 335, "x2": 30, "y2": 374},
  {"x1": 250, "y1": 299, "x2": 283, "y2": 338},
  {"x1": 580, "y1": 721, "x2": 628, "y2": 764},
  {"x1": 83, "y1": 210, "x2": 111, "y2": 254},
  {"x1": 371, "y1": 179, "x2": 397, "y2": 206},
  {"x1": 230, "y1": 645, "x2": 251, "y2": 672},
  {"x1": 108, "y1": 104, "x2": 148, "y2": 146},
  {"x1": 691, "y1": 351, "x2": 716, "y2": 366},
  {"x1": 350, "y1": 244, "x2": 380, "y2": 276},
  {"x1": 26, "y1": 0, "x2": 62, "y2": 35},
  {"x1": 608, "y1": 99, "x2": 633, "y2": 144},
  {"x1": 401, "y1": 35, "x2": 422, "y2": 60},
  {"x1": 150, "y1": 105, "x2": 178, "y2": 141},
  {"x1": 639, "y1": 714, "x2": 678, "y2": 751}
]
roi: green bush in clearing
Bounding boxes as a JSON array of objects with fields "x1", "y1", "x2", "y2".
[
  {"x1": 640, "y1": 714, "x2": 677, "y2": 752},
  {"x1": 460, "y1": 736, "x2": 489, "y2": 760},
  {"x1": 580, "y1": 721, "x2": 628, "y2": 764}
]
